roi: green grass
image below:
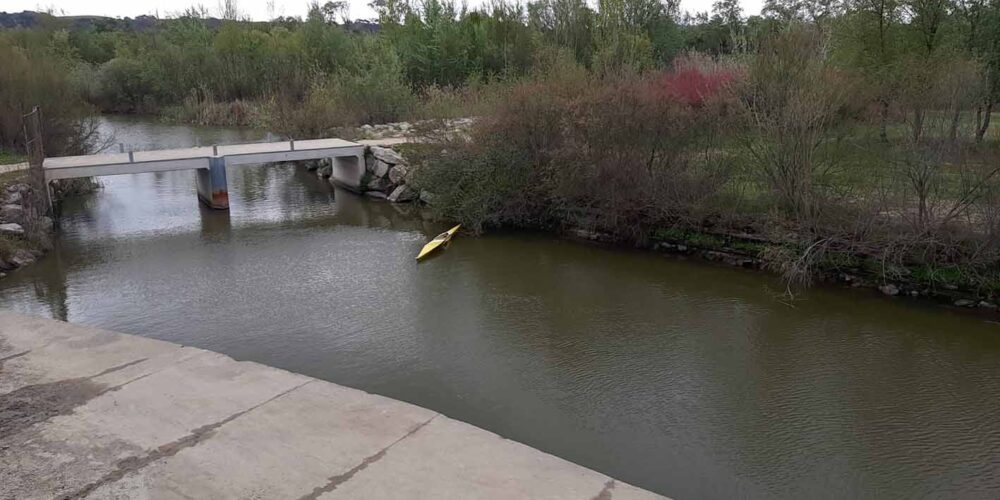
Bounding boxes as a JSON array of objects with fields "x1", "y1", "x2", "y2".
[{"x1": 0, "y1": 150, "x2": 26, "y2": 166}]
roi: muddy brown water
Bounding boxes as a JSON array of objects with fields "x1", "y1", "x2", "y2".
[{"x1": 2, "y1": 116, "x2": 1000, "y2": 499}]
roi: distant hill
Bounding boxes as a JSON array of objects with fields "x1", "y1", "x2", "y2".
[{"x1": 0, "y1": 10, "x2": 378, "y2": 33}]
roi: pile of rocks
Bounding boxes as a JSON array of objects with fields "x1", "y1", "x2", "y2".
[
  {"x1": 0, "y1": 182, "x2": 50, "y2": 278},
  {"x1": 306, "y1": 145, "x2": 431, "y2": 204},
  {"x1": 361, "y1": 146, "x2": 418, "y2": 202},
  {"x1": 356, "y1": 117, "x2": 475, "y2": 140}
]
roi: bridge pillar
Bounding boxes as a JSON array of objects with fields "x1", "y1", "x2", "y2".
[
  {"x1": 196, "y1": 156, "x2": 229, "y2": 210},
  {"x1": 329, "y1": 153, "x2": 366, "y2": 192}
]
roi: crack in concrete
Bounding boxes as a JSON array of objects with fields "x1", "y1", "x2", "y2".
[
  {"x1": 58, "y1": 379, "x2": 314, "y2": 500},
  {"x1": 90, "y1": 358, "x2": 149, "y2": 378},
  {"x1": 0, "y1": 349, "x2": 30, "y2": 371},
  {"x1": 593, "y1": 479, "x2": 616, "y2": 500},
  {"x1": 297, "y1": 413, "x2": 440, "y2": 500}
]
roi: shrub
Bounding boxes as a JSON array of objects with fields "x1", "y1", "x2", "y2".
[{"x1": 416, "y1": 63, "x2": 736, "y2": 236}]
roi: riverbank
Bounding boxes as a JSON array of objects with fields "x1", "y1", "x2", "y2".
[
  {"x1": 0, "y1": 312, "x2": 662, "y2": 499},
  {"x1": 0, "y1": 170, "x2": 50, "y2": 279},
  {"x1": 0, "y1": 169, "x2": 98, "y2": 280}
]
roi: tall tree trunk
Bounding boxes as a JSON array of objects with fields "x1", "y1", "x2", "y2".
[
  {"x1": 879, "y1": 98, "x2": 890, "y2": 142},
  {"x1": 949, "y1": 108, "x2": 961, "y2": 142},
  {"x1": 977, "y1": 101, "x2": 993, "y2": 144},
  {"x1": 912, "y1": 108, "x2": 924, "y2": 144}
]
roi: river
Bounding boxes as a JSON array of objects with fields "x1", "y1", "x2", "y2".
[{"x1": 2, "y1": 116, "x2": 1000, "y2": 499}]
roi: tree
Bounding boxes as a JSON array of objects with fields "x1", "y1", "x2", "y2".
[
  {"x1": 839, "y1": 0, "x2": 904, "y2": 141},
  {"x1": 528, "y1": 0, "x2": 596, "y2": 66},
  {"x1": 954, "y1": 0, "x2": 1000, "y2": 142}
]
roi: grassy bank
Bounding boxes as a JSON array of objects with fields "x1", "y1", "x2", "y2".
[{"x1": 407, "y1": 35, "x2": 1000, "y2": 306}]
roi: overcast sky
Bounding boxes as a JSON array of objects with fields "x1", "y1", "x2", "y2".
[{"x1": 6, "y1": 0, "x2": 765, "y2": 22}]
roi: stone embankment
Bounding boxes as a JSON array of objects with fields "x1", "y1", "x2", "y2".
[
  {"x1": 307, "y1": 118, "x2": 475, "y2": 203},
  {"x1": 0, "y1": 312, "x2": 665, "y2": 500},
  {"x1": 0, "y1": 180, "x2": 53, "y2": 279},
  {"x1": 356, "y1": 117, "x2": 475, "y2": 141},
  {"x1": 306, "y1": 138, "x2": 435, "y2": 205}
]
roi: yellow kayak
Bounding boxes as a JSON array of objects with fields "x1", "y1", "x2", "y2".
[{"x1": 416, "y1": 225, "x2": 461, "y2": 261}]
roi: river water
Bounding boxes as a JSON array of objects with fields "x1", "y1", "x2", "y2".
[{"x1": 2, "y1": 116, "x2": 1000, "y2": 499}]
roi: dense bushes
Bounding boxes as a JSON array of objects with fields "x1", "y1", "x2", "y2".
[
  {"x1": 416, "y1": 56, "x2": 737, "y2": 236},
  {"x1": 0, "y1": 35, "x2": 98, "y2": 156}
]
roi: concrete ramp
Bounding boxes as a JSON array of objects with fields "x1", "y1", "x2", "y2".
[{"x1": 0, "y1": 312, "x2": 665, "y2": 500}]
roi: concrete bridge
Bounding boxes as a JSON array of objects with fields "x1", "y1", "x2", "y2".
[{"x1": 43, "y1": 139, "x2": 366, "y2": 209}]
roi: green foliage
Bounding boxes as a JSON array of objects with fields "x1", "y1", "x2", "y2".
[{"x1": 0, "y1": 34, "x2": 97, "y2": 155}]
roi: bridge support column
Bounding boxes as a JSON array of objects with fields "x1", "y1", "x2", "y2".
[
  {"x1": 329, "y1": 153, "x2": 366, "y2": 192},
  {"x1": 196, "y1": 156, "x2": 229, "y2": 210}
]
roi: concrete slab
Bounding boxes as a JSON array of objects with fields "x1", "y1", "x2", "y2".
[
  {"x1": 0, "y1": 312, "x2": 667, "y2": 500},
  {"x1": 43, "y1": 139, "x2": 364, "y2": 181},
  {"x1": 315, "y1": 415, "x2": 663, "y2": 500},
  {"x1": 86, "y1": 381, "x2": 437, "y2": 499}
]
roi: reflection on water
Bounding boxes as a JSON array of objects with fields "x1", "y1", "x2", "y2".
[{"x1": 3, "y1": 117, "x2": 1000, "y2": 499}]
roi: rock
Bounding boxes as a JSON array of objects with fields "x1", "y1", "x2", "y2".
[
  {"x1": 676, "y1": 245, "x2": 688, "y2": 252},
  {"x1": 366, "y1": 176, "x2": 391, "y2": 192},
  {"x1": 0, "y1": 272, "x2": 6, "y2": 279},
  {"x1": 388, "y1": 165, "x2": 409, "y2": 184},
  {"x1": 36, "y1": 216, "x2": 53, "y2": 231},
  {"x1": 954, "y1": 299, "x2": 976, "y2": 307},
  {"x1": 878, "y1": 284, "x2": 899, "y2": 296},
  {"x1": 419, "y1": 190, "x2": 436, "y2": 205},
  {"x1": 4, "y1": 191, "x2": 21, "y2": 204},
  {"x1": 0, "y1": 222, "x2": 24, "y2": 236},
  {"x1": 317, "y1": 163, "x2": 332, "y2": 178},
  {"x1": 10, "y1": 249, "x2": 34, "y2": 267},
  {"x1": 387, "y1": 184, "x2": 417, "y2": 203},
  {"x1": 943, "y1": 284, "x2": 959, "y2": 290},
  {"x1": 398, "y1": 122, "x2": 412, "y2": 131},
  {"x1": 1, "y1": 204, "x2": 24, "y2": 223},
  {"x1": 369, "y1": 146, "x2": 406, "y2": 166},
  {"x1": 365, "y1": 154, "x2": 377, "y2": 174},
  {"x1": 910, "y1": 290, "x2": 920, "y2": 297},
  {"x1": 360, "y1": 124, "x2": 373, "y2": 131},
  {"x1": 365, "y1": 191, "x2": 388, "y2": 200},
  {"x1": 371, "y1": 159, "x2": 391, "y2": 178},
  {"x1": 978, "y1": 301, "x2": 998, "y2": 310}
]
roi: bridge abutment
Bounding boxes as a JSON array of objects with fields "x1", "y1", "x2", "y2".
[
  {"x1": 329, "y1": 153, "x2": 365, "y2": 192},
  {"x1": 196, "y1": 156, "x2": 229, "y2": 210}
]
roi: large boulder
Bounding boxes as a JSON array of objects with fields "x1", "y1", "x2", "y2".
[
  {"x1": 1, "y1": 204, "x2": 24, "y2": 224},
  {"x1": 388, "y1": 165, "x2": 409, "y2": 184},
  {"x1": 388, "y1": 184, "x2": 418, "y2": 203},
  {"x1": 369, "y1": 146, "x2": 406, "y2": 166},
  {"x1": 10, "y1": 249, "x2": 34, "y2": 267},
  {"x1": 0, "y1": 222, "x2": 24, "y2": 236},
  {"x1": 366, "y1": 175, "x2": 392, "y2": 192},
  {"x1": 371, "y1": 159, "x2": 391, "y2": 178}
]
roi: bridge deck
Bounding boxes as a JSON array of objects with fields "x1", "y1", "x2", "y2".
[{"x1": 43, "y1": 138, "x2": 362, "y2": 180}]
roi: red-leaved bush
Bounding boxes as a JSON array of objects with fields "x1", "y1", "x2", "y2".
[
  {"x1": 657, "y1": 68, "x2": 737, "y2": 107},
  {"x1": 650, "y1": 53, "x2": 741, "y2": 107}
]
